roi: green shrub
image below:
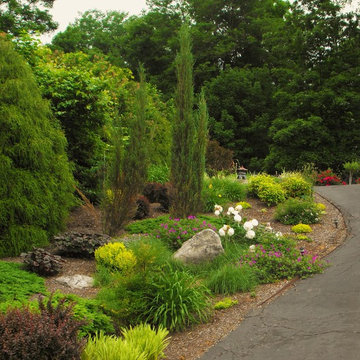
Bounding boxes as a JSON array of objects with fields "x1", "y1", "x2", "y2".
[
  {"x1": 292, "y1": 224, "x2": 312, "y2": 234},
  {"x1": 201, "y1": 184, "x2": 226, "y2": 213},
  {"x1": 127, "y1": 237, "x2": 172, "y2": 273},
  {"x1": 46, "y1": 293, "x2": 115, "y2": 337},
  {"x1": 0, "y1": 39, "x2": 75, "y2": 257},
  {"x1": 274, "y1": 198, "x2": 322, "y2": 225},
  {"x1": 202, "y1": 177, "x2": 246, "y2": 212},
  {"x1": 239, "y1": 234, "x2": 327, "y2": 282},
  {"x1": 143, "y1": 267, "x2": 211, "y2": 331},
  {"x1": 0, "y1": 261, "x2": 46, "y2": 304},
  {"x1": 205, "y1": 264, "x2": 258, "y2": 295},
  {"x1": 125, "y1": 215, "x2": 169, "y2": 234},
  {"x1": 95, "y1": 242, "x2": 137, "y2": 273},
  {"x1": 122, "y1": 324, "x2": 170, "y2": 360},
  {"x1": 214, "y1": 298, "x2": 238, "y2": 310},
  {"x1": 257, "y1": 182, "x2": 286, "y2": 206},
  {"x1": 280, "y1": 173, "x2": 313, "y2": 198},
  {"x1": 96, "y1": 272, "x2": 149, "y2": 326},
  {"x1": 147, "y1": 164, "x2": 170, "y2": 184}
]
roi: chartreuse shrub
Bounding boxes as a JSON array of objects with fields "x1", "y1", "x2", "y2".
[
  {"x1": 82, "y1": 324, "x2": 169, "y2": 360},
  {"x1": 257, "y1": 182, "x2": 286, "y2": 206},
  {"x1": 0, "y1": 297, "x2": 85, "y2": 360},
  {"x1": 248, "y1": 174, "x2": 285, "y2": 206},
  {"x1": 236, "y1": 201, "x2": 252, "y2": 209},
  {"x1": 0, "y1": 38, "x2": 75, "y2": 257},
  {"x1": 0, "y1": 261, "x2": 46, "y2": 306},
  {"x1": 95, "y1": 242, "x2": 137, "y2": 273},
  {"x1": 292, "y1": 224, "x2": 312, "y2": 234},
  {"x1": 279, "y1": 172, "x2": 313, "y2": 198},
  {"x1": 214, "y1": 298, "x2": 238, "y2": 310},
  {"x1": 248, "y1": 173, "x2": 274, "y2": 196},
  {"x1": 274, "y1": 198, "x2": 322, "y2": 225}
]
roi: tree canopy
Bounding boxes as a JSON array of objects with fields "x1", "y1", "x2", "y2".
[{"x1": 0, "y1": 0, "x2": 57, "y2": 36}]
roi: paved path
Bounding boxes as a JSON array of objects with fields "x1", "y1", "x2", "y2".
[{"x1": 200, "y1": 185, "x2": 360, "y2": 360}]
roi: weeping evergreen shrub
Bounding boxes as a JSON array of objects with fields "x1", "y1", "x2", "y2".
[{"x1": 0, "y1": 37, "x2": 75, "y2": 257}]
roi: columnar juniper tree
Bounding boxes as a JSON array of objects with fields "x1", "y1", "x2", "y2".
[
  {"x1": 193, "y1": 90, "x2": 208, "y2": 212},
  {"x1": 0, "y1": 36, "x2": 75, "y2": 257},
  {"x1": 103, "y1": 66, "x2": 149, "y2": 235},
  {"x1": 171, "y1": 24, "x2": 208, "y2": 217}
]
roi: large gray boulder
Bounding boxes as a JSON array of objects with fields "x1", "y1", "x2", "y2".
[{"x1": 173, "y1": 229, "x2": 224, "y2": 264}]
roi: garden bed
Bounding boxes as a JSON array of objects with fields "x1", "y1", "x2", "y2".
[{"x1": 3, "y1": 191, "x2": 345, "y2": 360}]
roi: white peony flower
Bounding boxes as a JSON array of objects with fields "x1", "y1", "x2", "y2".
[
  {"x1": 234, "y1": 214, "x2": 242, "y2": 223},
  {"x1": 275, "y1": 232, "x2": 283, "y2": 238},
  {"x1": 243, "y1": 221, "x2": 254, "y2": 231},
  {"x1": 219, "y1": 228, "x2": 226, "y2": 237},
  {"x1": 214, "y1": 210, "x2": 221, "y2": 216},
  {"x1": 249, "y1": 244, "x2": 256, "y2": 253},
  {"x1": 235, "y1": 204, "x2": 243, "y2": 212},
  {"x1": 232, "y1": 210, "x2": 239, "y2": 216},
  {"x1": 214, "y1": 204, "x2": 223, "y2": 213},
  {"x1": 228, "y1": 206, "x2": 235, "y2": 214},
  {"x1": 251, "y1": 219, "x2": 259, "y2": 227},
  {"x1": 228, "y1": 227, "x2": 235, "y2": 236},
  {"x1": 245, "y1": 230, "x2": 256, "y2": 239}
]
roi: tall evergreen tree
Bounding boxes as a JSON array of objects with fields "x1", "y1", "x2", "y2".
[
  {"x1": 103, "y1": 66, "x2": 149, "y2": 235},
  {"x1": 193, "y1": 90, "x2": 208, "y2": 211},
  {"x1": 171, "y1": 24, "x2": 208, "y2": 217},
  {"x1": 0, "y1": 36, "x2": 75, "y2": 257}
]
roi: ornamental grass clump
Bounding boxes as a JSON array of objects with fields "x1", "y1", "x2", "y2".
[
  {"x1": 143, "y1": 267, "x2": 211, "y2": 332},
  {"x1": 82, "y1": 324, "x2": 170, "y2": 360},
  {"x1": 205, "y1": 264, "x2": 258, "y2": 294}
]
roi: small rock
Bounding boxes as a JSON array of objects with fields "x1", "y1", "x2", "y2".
[
  {"x1": 173, "y1": 229, "x2": 224, "y2": 264},
  {"x1": 56, "y1": 274, "x2": 94, "y2": 289}
]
